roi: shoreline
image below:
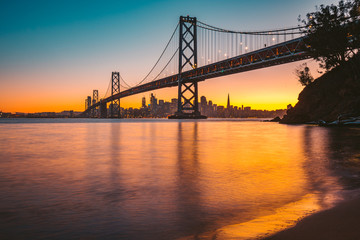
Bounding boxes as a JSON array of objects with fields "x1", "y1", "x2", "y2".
[{"x1": 263, "y1": 197, "x2": 360, "y2": 240}]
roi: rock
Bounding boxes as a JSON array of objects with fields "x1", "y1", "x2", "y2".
[
  {"x1": 270, "y1": 116, "x2": 281, "y2": 122},
  {"x1": 280, "y1": 59, "x2": 360, "y2": 124}
]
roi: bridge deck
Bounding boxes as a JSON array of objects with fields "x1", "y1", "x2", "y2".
[{"x1": 86, "y1": 36, "x2": 310, "y2": 112}]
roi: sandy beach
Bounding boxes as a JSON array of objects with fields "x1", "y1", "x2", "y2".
[{"x1": 264, "y1": 197, "x2": 360, "y2": 240}]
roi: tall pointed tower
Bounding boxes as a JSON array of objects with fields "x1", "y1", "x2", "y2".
[{"x1": 227, "y1": 93, "x2": 230, "y2": 109}]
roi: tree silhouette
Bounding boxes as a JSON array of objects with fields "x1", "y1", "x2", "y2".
[
  {"x1": 295, "y1": 63, "x2": 314, "y2": 86},
  {"x1": 300, "y1": 0, "x2": 360, "y2": 74}
]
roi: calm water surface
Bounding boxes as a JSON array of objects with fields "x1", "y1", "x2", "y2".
[{"x1": 1, "y1": 118, "x2": 360, "y2": 239}]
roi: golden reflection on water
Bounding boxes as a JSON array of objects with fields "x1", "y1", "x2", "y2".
[
  {"x1": 212, "y1": 193, "x2": 320, "y2": 240},
  {"x1": 0, "y1": 119, "x2": 359, "y2": 239},
  {"x1": 176, "y1": 122, "x2": 344, "y2": 239}
]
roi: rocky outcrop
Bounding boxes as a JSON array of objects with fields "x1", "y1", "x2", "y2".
[{"x1": 280, "y1": 63, "x2": 360, "y2": 124}]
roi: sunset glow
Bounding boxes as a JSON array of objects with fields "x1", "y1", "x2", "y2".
[{"x1": 0, "y1": 0, "x2": 334, "y2": 113}]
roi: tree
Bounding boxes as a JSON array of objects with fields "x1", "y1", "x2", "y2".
[
  {"x1": 299, "y1": 0, "x2": 360, "y2": 73},
  {"x1": 295, "y1": 63, "x2": 314, "y2": 86}
]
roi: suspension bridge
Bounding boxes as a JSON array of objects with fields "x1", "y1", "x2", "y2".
[{"x1": 83, "y1": 16, "x2": 310, "y2": 119}]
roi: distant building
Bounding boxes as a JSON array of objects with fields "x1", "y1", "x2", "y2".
[
  {"x1": 15, "y1": 112, "x2": 26, "y2": 117},
  {"x1": 142, "y1": 97, "x2": 146, "y2": 108},
  {"x1": 108, "y1": 103, "x2": 120, "y2": 116},
  {"x1": 57, "y1": 111, "x2": 74, "y2": 117},
  {"x1": 150, "y1": 93, "x2": 158, "y2": 114},
  {"x1": 227, "y1": 93, "x2": 230, "y2": 109},
  {"x1": 170, "y1": 98, "x2": 177, "y2": 113},
  {"x1": 200, "y1": 96, "x2": 207, "y2": 114},
  {"x1": 85, "y1": 96, "x2": 91, "y2": 110},
  {"x1": 200, "y1": 96, "x2": 207, "y2": 105}
]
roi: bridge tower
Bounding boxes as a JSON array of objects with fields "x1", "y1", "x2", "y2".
[
  {"x1": 169, "y1": 16, "x2": 206, "y2": 119},
  {"x1": 110, "y1": 72, "x2": 121, "y2": 118},
  {"x1": 92, "y1": 90, "x2": 99, "y2": 117}
]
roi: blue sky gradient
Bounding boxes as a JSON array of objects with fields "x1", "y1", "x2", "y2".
[{"x1": 0, "y1": 0, "x2": 337, "y2": 112}]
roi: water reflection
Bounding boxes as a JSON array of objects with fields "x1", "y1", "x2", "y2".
[
  {"x1": 214, "y1": 125, "x2": 360, "y2": 240},
  {"x1": 0, "y1": 119, "x2": 360, "y2": 239},
  {"x1": 326, "y1": 127, "x2": 360, "y2": 189},
  {"x1": 108, "y1": 123, "x2": 122, "y2": 200},
  {"x1": 175, "y1": 122, "x2": 206, "y2": 238},
  {"x1": 302, "y1": 126, "x2": 360, "y2": 196},
  {"x1": 301, "y1": 126, "x2": 341, "y2": 209}
]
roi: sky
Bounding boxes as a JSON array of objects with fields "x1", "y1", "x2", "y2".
[{"x1": 0, "y1": 0, "x2": 337, "y2": 113}]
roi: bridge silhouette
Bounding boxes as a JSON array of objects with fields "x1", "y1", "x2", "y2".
[{"x1": 84, "y1": 16, "x2": 310, "y2": 118}]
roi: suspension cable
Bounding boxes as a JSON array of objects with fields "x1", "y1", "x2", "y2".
[
  {"x1": 133, "y1": 23, "x2": 180, "y2": 87},
  {"x1": 119, "y1": 83, "x2": 128, "y2": 89},
  {"x1": 102, "y1": 77, "x2": 112, "y2": 99},
  {"x1": 120, "y1": 74, "x2": 131, "y2": 89},
  {"x1": 197, "y1": 20, "x2": 306, "y2": 35},
  {"x1": 150, "y1": 47, "x2": 179, "y2": 82}
]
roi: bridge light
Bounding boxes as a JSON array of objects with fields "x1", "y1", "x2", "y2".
[
  {"x1": 224, "y1": 53, "x2": 227, "y2": 57},
  {"x1": 240, "y1": 42, "x2": 243, "y2": 45},
  {"x1": 272, "y1": 37, "x2": 275, "y2": 41},
  {"x1": 218, "y1": 50, "x2": 221, "y2": 53},
  {"x1": 245, "y1": 46, "x2": 248, "y2": 50}
]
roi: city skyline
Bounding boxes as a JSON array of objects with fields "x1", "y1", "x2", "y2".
[
  {"x1": 1, "y1": 93, "x2": 289, "y2": 119},
  {"x1": 0, "y1": 0, "x2": 336, "y2": 113}
]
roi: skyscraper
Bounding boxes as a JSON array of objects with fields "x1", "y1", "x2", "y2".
[
  {"x1": 227, "y1": 93, "x2": 230, "y2": 109},
  {"x1": 142, "y1": 97, "x2": 146, "y2": 108},
  {"x1": 150, "y1": 93, "x2": 157, "y2": 113},
  {"x1": 200, "y1": 96, "x2": 207, "y2": 114}
]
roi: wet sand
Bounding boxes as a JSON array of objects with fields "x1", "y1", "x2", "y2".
[{"x1": 264, "y1": 197, "x2": 360, "y2": 240}]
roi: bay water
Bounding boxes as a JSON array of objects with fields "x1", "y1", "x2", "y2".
[{"x1": 1, "y1": 118, "x2": 360, "y2": 239}]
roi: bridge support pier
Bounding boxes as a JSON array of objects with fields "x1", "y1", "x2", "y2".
[{"x1": 169, "y1": 16, "x2": 207, "y2": 119}]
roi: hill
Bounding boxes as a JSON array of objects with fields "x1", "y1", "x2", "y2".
[{"x1": 280, "y1": 60, "x2": 360, "y2": 124}]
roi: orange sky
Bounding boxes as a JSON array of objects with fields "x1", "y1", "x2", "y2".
[
  {"x1": 0, "y1": 0, "x2": 332, "y2": 113},
  {"x1": 0, "y1": 59, "x2": 320, "y2": 113}
]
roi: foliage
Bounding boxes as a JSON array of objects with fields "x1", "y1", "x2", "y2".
[
  {"x1": 295, "y1": 63, "x2": 314, "y2": 86},
  {"x1": 299, "y1": 0, "x2": 360, "y2": 72}
]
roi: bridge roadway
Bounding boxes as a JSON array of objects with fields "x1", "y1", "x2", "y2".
[{"x1": 86, "y1": 36, "x2": 310, "y2": 113}]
